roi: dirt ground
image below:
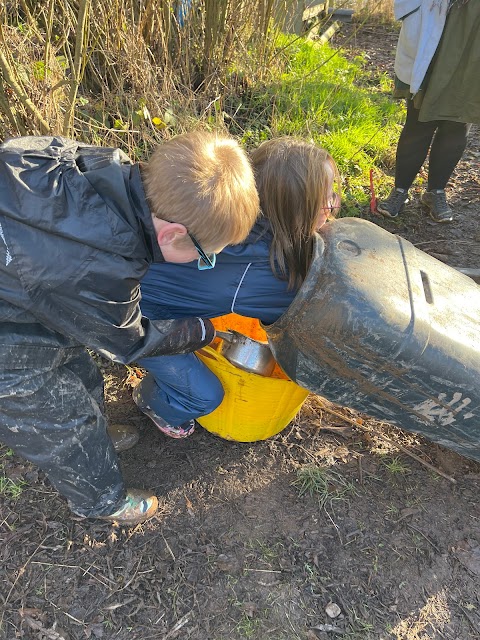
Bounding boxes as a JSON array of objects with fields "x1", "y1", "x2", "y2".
[{"x1": 1, "y1": 22, "x2": 480, "y2": 640}]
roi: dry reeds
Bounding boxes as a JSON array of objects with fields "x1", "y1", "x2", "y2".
[
  {"x1": 334, "y1": 0, "x2": 394, "y2": 22},
  {"x1": 0, "y1": 0, "x2": 286, "y2": 145},
  {"x1": 0, "y1": 0, "x2": 394, "y2": 148}
]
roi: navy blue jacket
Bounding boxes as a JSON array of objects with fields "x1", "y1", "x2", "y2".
[{"x1": 140, "y1": 217, "x2": 297, "y2": 325}]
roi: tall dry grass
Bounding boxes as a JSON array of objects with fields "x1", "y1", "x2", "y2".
[
  {"x1": 333, "y1": 0, "x2": 394, "y2": 21},
  {"x1": 0, "y1": 0, "x2": 395, "y2": 154},
  {"x1": 0, "y1": 0, "x2": 299, "y2": 148}
]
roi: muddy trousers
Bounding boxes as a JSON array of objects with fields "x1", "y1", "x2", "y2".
[{"x1": 0, "y1": 348, "x2": 125, "y2": 517}]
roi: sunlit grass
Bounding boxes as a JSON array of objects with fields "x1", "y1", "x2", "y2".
[
  {"x1": 292, "y1": 464, "x2": 358, "y2": 509},
  {"x1": 239, "y1": 33, "x2": 404, "y2": 212},
  {"x1": 382, "y1": 456, "x2": 411, "y2": 475}
]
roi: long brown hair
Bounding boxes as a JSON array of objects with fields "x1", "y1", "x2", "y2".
[{"x1": 250, "y1": 137, "x2": 340, "y2": 290}]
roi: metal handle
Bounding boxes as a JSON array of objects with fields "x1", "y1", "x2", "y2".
[{"x1": 215, "y1": 330, "x2": 234, "y2": 343}]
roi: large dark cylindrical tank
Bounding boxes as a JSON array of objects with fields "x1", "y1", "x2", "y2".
[{"x1": 266, "y1": 218, "x2": 480, "y2": 461}]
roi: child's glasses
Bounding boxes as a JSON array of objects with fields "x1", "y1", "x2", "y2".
[
  {"x1": 164, "y1": 219, "x2": 217, "y2": 270},
  {"x1": 188, "y1": 231, "x2": 217, "y2": 270},
  {"x1": 321, "y1": 192, "x2": 341, "y2": 216}
]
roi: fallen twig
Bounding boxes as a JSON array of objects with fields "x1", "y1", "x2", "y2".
[
  {"x1": 405, "y1": 523, "x2": 441, "y2": 553},
  {"x1": 315, "y1": 402, "x2": 457, "y2": 484},
  {"x1": 163, "y1": 611, "x2": 194, "y2": 639},
  {"x1": 0, "y1": 534, "x2": 54, "y2": 628}
]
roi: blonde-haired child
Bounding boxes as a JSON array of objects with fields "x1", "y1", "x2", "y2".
[
  {"x1": 144, "y1": 131, "x2": 259, "y2": 261},
  {"x1": 0, "y1": 131, "x2": 258, "y2": 526}
]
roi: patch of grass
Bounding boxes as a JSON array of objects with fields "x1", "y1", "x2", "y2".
[
  {"x1": 292, "y1": 464, "x2": 358, "y2": 508},
  {"x1": 0, "y1": 476, "x2": 26, "y2": 501},
  {"x1": 234, "y1": 613, "x2": 261, "y2": 638},
  {"x1": 385, "y1": 503, "x2": 400, "y2": 518},
  {"x1": 246, "y1": 538, "x2": 281, "y2": 566},
  {"x1": 346, "y1": 618, "x2": 375, "y2": 637},
  {"x1": 237, "y1": 32, "x2": 404, "y2": 212},
  {"x1": 0, "y1": 447, "x2": 26, "y2": 501},
  {"x1": 382, "y1": 456, "x2": 410, "y2": 475},
  {"x1": 0, "y1": 446, "x2": 14, "y2": 460},
  {"x1": 345, "y1": 603, "x2": 377, "y2": 637}
]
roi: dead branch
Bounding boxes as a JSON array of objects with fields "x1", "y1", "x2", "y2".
[
  {"x1": 62, "y1": 0, "x2": 90, "y2": 136},
  {"x1": 0, "y1": 26, "x2": 50, "y2": 134}
]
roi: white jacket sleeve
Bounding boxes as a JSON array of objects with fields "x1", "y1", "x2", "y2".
[{"x1": 394, "y1": 0, "x2": 449, "y2": 95}]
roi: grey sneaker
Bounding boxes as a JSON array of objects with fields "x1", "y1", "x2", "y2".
[
  {"x1": 376, "y1": 188, "x2": 409, "y2": 218},
  {"x1": 99, "y1": 490, "x2": 158, "y2": 525},
  {"x1": 421, "y1": 189, "x2": 453, "y2": 223}
]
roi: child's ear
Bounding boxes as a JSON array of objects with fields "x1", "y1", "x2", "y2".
[{"x1": 155, "y1": 221, "x2": 188, "y2": 247}]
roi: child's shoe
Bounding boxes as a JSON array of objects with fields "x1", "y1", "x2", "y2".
[
  {"x1": 99, "y1": 490, "x2": 158, "y2": 525},
  {"x1": 132, "y1": 387, "x2": 195, "y2": 439},
  {"x1": 421, "y1": 189, "x2": 454, "y2": 223},
  {"x1": 147, "y1": 412, "x2": 196, "y2": 439},
  {"x1": 376, "y1": 187, "x2": 409, "y2": 218}
]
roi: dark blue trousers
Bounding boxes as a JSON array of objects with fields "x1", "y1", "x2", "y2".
[{"x1": 136, "y1": 351, "x2": 225, "y2": 425}]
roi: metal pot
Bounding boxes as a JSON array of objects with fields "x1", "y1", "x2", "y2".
[{"x1": 215, "y1": 330, "x2": 276, "y2": 377}]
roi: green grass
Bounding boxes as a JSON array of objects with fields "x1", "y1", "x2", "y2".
[
  {"x1": 238, "y1": 32, "x2": 404, "y2": 213},
  {"x1": 292, "y1": 464, "x2": 358, "y2": 509},
  {"x1": 246, "y1": 538, "x2": 281, "y2": 565},
  {"x1": 234, "y1": 613, "x2": 261, "y2": 638},
  {"x1": 0, "y1": 476, "x2": 26, "y2": 501},
  {"x1": 382, "y1": 456, "x2": 410, "y2": 475},
  {"x1": 0, "y1": 447, "x2": 26, "y2": 501}
]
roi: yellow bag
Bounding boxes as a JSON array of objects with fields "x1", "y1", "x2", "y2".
[{"x1": 196, "y1": 314, "x2": 309, "y2": 442}]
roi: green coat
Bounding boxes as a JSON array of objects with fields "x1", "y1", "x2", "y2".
[{"x1": 418, "y1": 1, "x2": 480, "y2": 123}]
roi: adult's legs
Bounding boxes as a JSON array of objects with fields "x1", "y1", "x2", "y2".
[
  {"x1": 377, "y1": 100, "x2": 439, "y2": 218},
  {"x1": 135, "y1": 352, "x2": 224, "y2": 426},
  {"x1": 0, "y1": 349, "x2": 125, "y2": 517},
  {"x1": 427, "y1": 121, "x2": 471, "y2": 190},
  {"x1": 420, "y1": 120, "x2": 471, "y2": 222},
  {"x1": 394, "y1": 99, "x2": 438, "y2": 190}
]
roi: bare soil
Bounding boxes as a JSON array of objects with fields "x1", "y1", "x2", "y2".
[{"x1": 1, "y1": 22, "x2": 480, "y2": 640}]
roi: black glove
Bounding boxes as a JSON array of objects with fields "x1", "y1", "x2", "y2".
[{"x1": 148, "y1": 317, "x2": 215, "y2": 356}]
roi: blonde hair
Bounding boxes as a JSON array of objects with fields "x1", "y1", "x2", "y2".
[
  {"x1": 250, "y1": 137, "x2": 340, "y2": 290},
  {"x1": 143, "y1": 131, "x2": 259, "y2": 252}
]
